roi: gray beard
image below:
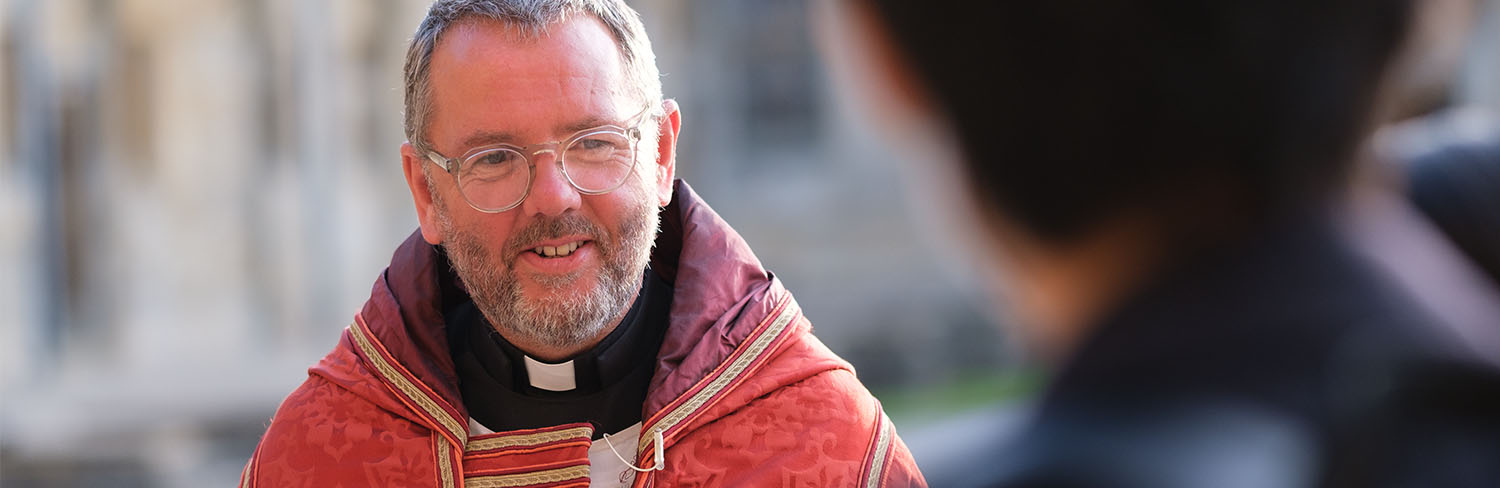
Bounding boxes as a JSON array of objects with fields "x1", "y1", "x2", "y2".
[{"x1": 435, "y1": 184, "x2": 659, "y2": 353}]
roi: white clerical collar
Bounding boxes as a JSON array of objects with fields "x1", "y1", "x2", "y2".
[{"x1": 523, "y1": 356, "x2": 577, "y2": 391}]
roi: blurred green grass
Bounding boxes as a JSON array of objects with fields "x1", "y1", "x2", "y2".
[{"x1": 874, "y1": 369, "x2": 1042, "y2": 427}]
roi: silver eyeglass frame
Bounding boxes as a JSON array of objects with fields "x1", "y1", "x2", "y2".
[{"x1": 424, "y1": 104, "x2": 657, "y2": 213}]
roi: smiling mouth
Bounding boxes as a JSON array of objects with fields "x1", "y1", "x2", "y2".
[{"x1": 531, "y1": 241, "x2": 586, "y2": 258}]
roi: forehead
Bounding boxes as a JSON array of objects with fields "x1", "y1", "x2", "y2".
[{"x1": 426, "y1": 15, "x2": 631, "y2": 148}]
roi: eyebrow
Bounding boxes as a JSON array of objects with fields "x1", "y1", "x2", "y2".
[
  {"x1": 455, "y1": 115, "x2": 622, "y2": 152},
  {"x1": 560, "y1": 115, "x2": 613, "y2": 134},
  {"x1": 457, "y1": 130, "x2": 521, "y2": 150}
]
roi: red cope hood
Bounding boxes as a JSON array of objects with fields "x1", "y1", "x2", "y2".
[{"x1": 317, "y1": 179, "x2": 838, "y2": 435}]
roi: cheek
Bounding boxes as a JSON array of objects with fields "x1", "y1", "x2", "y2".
[
  {"x1": 633, "y1": 154, "x2": 660, "y2": 186},
  {"x1": 643, "y1": 164, "x2": 672, "y2": 205},
  {"x1": 588, "y1": 194, "x2": 635, "y2": 226},
  {"x1": 621, "y1": 166, "x2": 657, "y2": 202},
  {"x1": 449, "y1": 211, "x2": 518, "y2": 249},
  {"x1": 587, "y1": 184, "x2": 654, "y2": 229},
  {"x1": 636, "y1": 135, "x2": 669, "y2": 192}
]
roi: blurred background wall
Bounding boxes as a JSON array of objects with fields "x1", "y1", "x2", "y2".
[
  {"x1": 0, "y1": 1, "x2": 1008, "y2": 485},
  {"x1": 1, "y1": 0, "x2": 1496, "y2": 486}
]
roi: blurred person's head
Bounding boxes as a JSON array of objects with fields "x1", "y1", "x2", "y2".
[
  {"x1": 398, "y1": 0, "x2": 681, "y2": 361},
  {"x1": 819, "y1": 1, "x2": 1415, "y2": 357}
]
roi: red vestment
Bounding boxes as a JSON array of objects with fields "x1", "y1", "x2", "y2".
[{"x1": 241, "y1": 181, "x2": 926, "y2": 487}]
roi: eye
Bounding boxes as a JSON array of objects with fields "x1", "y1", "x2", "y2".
[
  {"x1": 461, "y1": 149, "x2": 526, "y2": 182},
  {"x1": 577, "y1": 137, "x2": 615, "y2": 151},
  {"x1": 569, "y1": 134, "x2": 630, "y2": 157},
  {"x1": 473, "y1": 150, "x2": 522, "y2": 167}
]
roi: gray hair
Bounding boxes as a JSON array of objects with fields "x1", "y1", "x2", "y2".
[{"x1": 402, "y1": 0, "x2": 664, "y2": 154}]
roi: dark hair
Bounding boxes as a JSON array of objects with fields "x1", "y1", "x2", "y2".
[{"x1": 867, "y1": 0, "x2": 1413, "y2": 243}]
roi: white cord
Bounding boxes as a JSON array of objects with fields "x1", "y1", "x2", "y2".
[{"x1": 602, "y1": 429, "x2": 665, "y2": 473}]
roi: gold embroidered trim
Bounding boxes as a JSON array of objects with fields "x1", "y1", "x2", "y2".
[
  {"x1": 463, "y1": 465, "x2": 590, "y2": 488},
  {"x1": 864, "y1": 412, "x2": 893, "y2": 488},
  {"x1": 348, "y1": 320, "x2": 468, "y2": 445},
  {"x1": 465, "y1": 426, "x2": 595, "y2": 452},
  {"x1": 240, "y1": 441, "x2": 260, "y2": 487},
  {"x1": 437, "y1": 436, "x2": 455, "y2": 488},
  {"x1": 639, "y1": 303, "x2": 797, "y2": 453}
]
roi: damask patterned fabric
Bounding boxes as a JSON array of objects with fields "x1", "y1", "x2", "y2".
[{"x1": 241, "y1": 181, "x2": 926, "y2": 487}]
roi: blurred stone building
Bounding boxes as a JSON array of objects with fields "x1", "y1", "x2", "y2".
[{"x1": 1, "y1": 1, "x2": 1001, "y2": 485}]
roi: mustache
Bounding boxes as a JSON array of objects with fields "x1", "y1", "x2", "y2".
[{"x1": 499, "y1": 212, "x2": 608, "y2": 263}]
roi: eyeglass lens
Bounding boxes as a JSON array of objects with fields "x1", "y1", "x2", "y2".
[{"x1": 456, "y1": 130, "x2": 635, "y2": 211}]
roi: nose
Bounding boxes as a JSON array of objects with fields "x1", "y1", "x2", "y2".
[{"x1": 519, "y1": 148, "x2": 581, "y2": 217}]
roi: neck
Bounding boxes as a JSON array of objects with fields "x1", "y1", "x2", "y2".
[{"x1": 994, "y1": 213, "x2": 1163, "y2": 363}]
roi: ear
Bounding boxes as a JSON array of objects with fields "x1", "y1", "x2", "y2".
[
  {"x1": 650, "y1": 99, "x2": 682, "y2": 207},
  {"x1": 401, "y1": 142, "x2": 445, "y2": 245}
]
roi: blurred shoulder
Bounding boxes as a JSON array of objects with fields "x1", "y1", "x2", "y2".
[{"x1": 970, "y1": 402, "x2": 1319, "y2": 488}]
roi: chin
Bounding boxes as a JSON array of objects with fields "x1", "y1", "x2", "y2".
[{"x1": 518, "y1": 270, "x2": 593, "y2": 295}]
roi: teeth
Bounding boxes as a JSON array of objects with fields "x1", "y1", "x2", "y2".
[{"x1": 533, "y1": 242, "x2": 582, "y2": 258}]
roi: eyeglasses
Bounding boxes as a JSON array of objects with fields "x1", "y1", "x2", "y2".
[{"x1": 424, "y1": 104, "x2": 655, "y2": 213}]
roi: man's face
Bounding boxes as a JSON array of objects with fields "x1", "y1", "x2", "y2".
[{"x1": 404, "y1": 16, "x2": 674, "y2": 357}]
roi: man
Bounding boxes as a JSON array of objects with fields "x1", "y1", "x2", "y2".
[
  {"x1": 819, "y1": 1, "x2": 1500, "y2": 487},
  {"x1": 241, "y1": 1, "x2": 924, "y2": 486}
]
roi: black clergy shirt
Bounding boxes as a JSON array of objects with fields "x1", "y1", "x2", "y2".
[{"x1": 444, "y1": 267, "x2": 672, "y2": 440}]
